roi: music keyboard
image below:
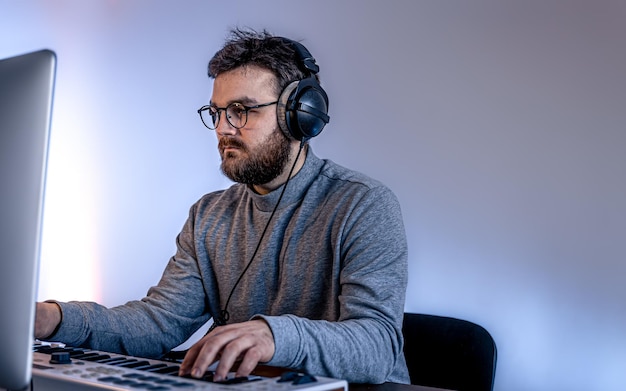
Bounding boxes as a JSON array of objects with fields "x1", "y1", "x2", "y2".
[{"x1": 32, "y1": 343, "x2": 347, "y2": 391}]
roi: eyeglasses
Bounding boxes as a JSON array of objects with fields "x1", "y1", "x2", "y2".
[{"x1": 197, "y1": 101, "x2": 278, "y2": 130}]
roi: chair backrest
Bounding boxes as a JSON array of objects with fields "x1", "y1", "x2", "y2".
[{"x1": 402, "y1": 313, "x2": 497, "y2": 391}]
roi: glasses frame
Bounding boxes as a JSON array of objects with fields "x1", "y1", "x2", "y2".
[{"x1": 197, "y1": 101, "x2": 278, "y2": 130}]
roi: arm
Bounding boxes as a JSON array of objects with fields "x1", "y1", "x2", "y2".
[
  {"x1": 37, "y1": 206, "x2": 212, "y2": 358},
  {"x1": 264, "y1": 185, "x2": 409, "y2": 383},
  {"x1": 180, "y1": 185, "x2": 408, "y2": 384}
]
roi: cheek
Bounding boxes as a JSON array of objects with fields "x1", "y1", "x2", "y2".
[{"x1": 239, "y1": 127, "x2": 276, "y2": 149}]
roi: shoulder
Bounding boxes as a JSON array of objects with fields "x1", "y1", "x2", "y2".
[
  {"x1": 317, "y1": 157, "x2": 395, "y2": 199},
  {"x1": 305, "y1": 157, "x2": 403, "y2": 222},
  {"x1": 190, "y1": 183, "x2": 246, "y2": 213}
]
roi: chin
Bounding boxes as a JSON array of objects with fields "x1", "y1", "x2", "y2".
[{"x1": 221, "y1": 150, "x2": 244, "y2": 160}]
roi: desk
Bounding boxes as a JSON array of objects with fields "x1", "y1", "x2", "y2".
[
  {"x1": 351, "y1": 384, "x2": 451, "y2": 391},
  {"x1": 350, "y1": 384, "x2": 452, "y2": 391},
  {"x1": 253, "y1": 366, "x2": 452, "y2": 391}
]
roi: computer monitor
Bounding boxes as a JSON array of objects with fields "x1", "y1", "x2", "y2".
[{"x1": 0, "y1": 49, "x2": 56, "y2": 390}]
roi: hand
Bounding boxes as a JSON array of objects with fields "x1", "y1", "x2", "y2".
[
  {"x1": 35, "y1": 302, "x2": 62, "y2": 339},
  {"x1": 179, "y1": 319, "x2": 275, "y2": 382}
]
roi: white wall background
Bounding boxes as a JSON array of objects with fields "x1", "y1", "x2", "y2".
[{"x1": 2, "y1": 1, "x2": 625, "y2": 390}]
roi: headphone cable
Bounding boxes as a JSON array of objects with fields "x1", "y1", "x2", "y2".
[{"x1": 210, "y1": 139, "x2": 307, "y2": 331}]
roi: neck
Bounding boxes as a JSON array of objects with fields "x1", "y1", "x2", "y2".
[{"x1": 253, "y1": 142, "x2": 307, "y2": 195}]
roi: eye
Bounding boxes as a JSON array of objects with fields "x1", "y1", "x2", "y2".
[{"x1": 228, "y1": 103, "x2": 247, "y2": 119}]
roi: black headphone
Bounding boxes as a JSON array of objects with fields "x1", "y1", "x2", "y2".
[{"x1": 276, "y1": 38, "x2": 330, "y2": 141}]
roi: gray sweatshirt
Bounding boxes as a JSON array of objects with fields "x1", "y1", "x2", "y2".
[{"x1": 51, "y1": 148, "x2": 410, "y2": 384}]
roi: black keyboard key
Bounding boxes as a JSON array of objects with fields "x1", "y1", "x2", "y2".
[
  {"x1": 150, "y1": 366, "x2": 180, "y2": 375},
  {"x1": 170, "y1": 381, "x2": 194, "y2": 387},
  {"x1": 152, "y1": 378, "x2": 177, "y2": 384},
  {"x1": 111, "y1": 379, "x2": 139, "y2": 386},
  {"x1": 136, "y1": 363, "x2": 168, "y2": 372},
  {"x1": 97, "y1": 376, "x2": 120, "y2": 382},
  {"x1": 72, "y1": 352, "x2": 103, "y2": 360},
  {"x1": 219, "y1": 376, "x2": 260, "y2": 384},
  {"x1": 136, "y1": 375, "x2": 163, "y2": 382},
  {"x1": 81, "y1": 354, "x2": 111, "y2": 362},
  {"x1": 278, "y1": 371, "x2": 317, "y2": 385},
  {"x1": 117, "y1": 360, "x2": 151, "y2": 369},
  {"x1": 128, "y1": 382, "x2": 154, "y2": 388},
  {"x1": 97, "y1": 356, "x2": 128, "y2": 365},
  {"x1": 293, "y1": 373, "x2": 317, "y2": 385}
]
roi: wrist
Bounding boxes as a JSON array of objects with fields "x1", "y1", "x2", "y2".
[{"x1": 37, "y1": 301, "x2": 63, "y2": 340}]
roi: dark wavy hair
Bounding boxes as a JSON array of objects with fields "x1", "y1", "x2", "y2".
[{"x1": 208, "y1": 28, "x2": 313, "y2": 96}]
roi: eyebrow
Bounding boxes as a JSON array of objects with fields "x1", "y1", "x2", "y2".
[{"x1": 210, "y1": 96, "x2": 259, "y2": 107}]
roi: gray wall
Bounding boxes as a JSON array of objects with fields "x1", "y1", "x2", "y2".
[{"x1": 2, "y1": 1, "x2": 625, "y2": 390}]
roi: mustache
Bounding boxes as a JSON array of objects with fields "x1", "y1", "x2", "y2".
[{"x1": 218, "y1": 138, "x2": 246, "y2": 152}]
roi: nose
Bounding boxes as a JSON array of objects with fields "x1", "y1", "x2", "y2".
[{"x1": 214, "y1": 112, "x2": 237, "y2": 136}]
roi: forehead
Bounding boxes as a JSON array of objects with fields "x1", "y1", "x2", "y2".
[{"x1": 211, "y1": 65, "x2": 278, "y2": 105}]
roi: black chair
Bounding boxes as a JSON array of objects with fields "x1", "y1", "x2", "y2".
[{"x1": 402, "y1": 313, "x2": 497, "y2": 391}]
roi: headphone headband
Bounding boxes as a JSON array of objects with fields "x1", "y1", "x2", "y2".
[{"x1": 281, "y1": 38, "x2": 320, "y2": 75}]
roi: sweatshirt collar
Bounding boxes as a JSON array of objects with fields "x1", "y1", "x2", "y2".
[{"x1": 246, "y1": 146, "x2": 323, "y2": 212}]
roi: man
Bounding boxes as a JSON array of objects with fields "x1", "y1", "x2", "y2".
[{"x1": 35, "y1": 28, "x2": 409, "y2": 384}]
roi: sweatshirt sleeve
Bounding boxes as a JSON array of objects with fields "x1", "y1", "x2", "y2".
[
  {"x1": 257, "y1": 185, "x2": 409, "y2": 384},
  {"x1": 48, "y1": 204, "x2": 211, "y2": 358}
]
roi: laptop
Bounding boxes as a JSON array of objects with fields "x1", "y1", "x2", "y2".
[{"x1": 0, "y1": 49, "x2": 56, "y2": 390}]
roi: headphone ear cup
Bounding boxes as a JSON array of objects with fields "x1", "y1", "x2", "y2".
[
  {"x1": 276, "y1": 81, "x2": 298, "y2": 140},
  {"x1": 276, "y1": 78, "x2": 329, "y2": 141}
]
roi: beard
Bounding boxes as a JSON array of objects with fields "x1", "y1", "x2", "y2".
[{"x1": 219, "y1": 128, "x2": 291, "y2": 186}]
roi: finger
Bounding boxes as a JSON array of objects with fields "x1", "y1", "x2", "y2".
[
  {"x1": 178, "y1": 343, "x2": 201, "y2": 376},
  {"x1": 183, "y1": 325, "x2": 243, "y2": 379},
  {"x1": 235, "y1": 346, "x2": 264, "y2": 378},
  {"x1": 191, "y1": 341, "x2": 223, "y2": 378},
  {"x1": 213, "y1": 336, "x2": 253, "y2": 381},
  {"x1": 179, "y1": 336, "x2": 221, "y2": 378},
  {"x1": 216, "y1": 323, "x2": 273, "y2": 380}
]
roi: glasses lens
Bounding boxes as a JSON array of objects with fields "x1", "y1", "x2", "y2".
[
  {"x1": 199, "y1": 106, "x2": 218, "y2": 129},
  {"x1": 226, "y1": 103, "x2": 247, "y2": 129}
]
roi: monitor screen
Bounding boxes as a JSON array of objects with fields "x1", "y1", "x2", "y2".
[{"x1": 0, "y1": 49, "x2": 56, "y2": 391}]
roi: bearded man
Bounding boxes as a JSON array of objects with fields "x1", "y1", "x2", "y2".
[{"x1": 35, "y1": 28, "x2": 409, "y2": 385}]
